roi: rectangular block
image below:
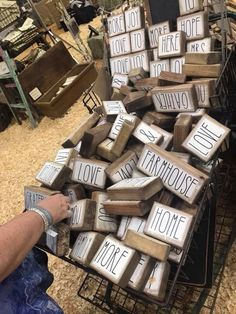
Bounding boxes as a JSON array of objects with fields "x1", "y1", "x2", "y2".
[
  {"x1": 120, "y1": 216, "x2": 147, "y2": 241},
  {"x1": 179, "y1": 0, "x2": 203, "y2": 16},
  {"x1": 24, "y1": 185, "x2": 59, "y2": 209},
  {"x1": 72, "y1": 158, "x2": 109, "y2": 189},
  {"x1": 150, "y1": 60, "x2": 170, "y2": 77},
  {"x1": 54, "y1": 148, "x2": 76, "y2": 166},
  {"x1": 70, "y1": 232, "x2": 105, "y2": 265},
  {"x1": 92, "y1": 191, "x2": 118, "y2": 233},
  {"x1": 176, "y1": 108, "x2": 206, "y2": 123},
  {"x1": 182, "y1": 64, "x2": 221, "y2": 78},
  {"x1": 63, "y1": 183, "x2": 86, "y2": 202},
  {"x1": 46, "y1": 223, "x2": 70, "y2": 256},
  {"x1": 170, "y1": 56, "x2": 185, "y2": 74},
  {"x1": 148, "y1": 21, "x2": 171, "y2": 48},
  {"x1": 104, "y1": 199, "x2": 152, "y2": 217},
  {"x1": 110, "y1": 55, "x2": 131, "y2": 76},
  {"x1": 133, "y1": 121, "x2": 163, "y2": 145},
  {"x1": 185, "y1": 52, "x2": 221, "y2": 64},
  {"x1": 170, "y1": 152, "x2": 192, "y2": 164},
  {"x1": 135, "y1": 77, "x2": 160, "y2": 91},
  {"x1": 68, "y1": 199, "x2": 96, "y2": 231},
  {"x1": 152, "y1": 84, "x2": 197, "y2": 112},
  {"x1": 177, "y1": 11, "x2": 209, "y2": 41},
  {"x1": 109, "y1": 33, "x2": 131, "y2": 57},
  {"x1": 153, "y1": 48, "x2": 159, "y2": 61},
  {"x1": 145, "y1": 202, "x2": 193, "y2": 248},
  {"x1": 182, "y1": 114, "x2": 230, "y2": 162},
  {"x1": 169, "y1": 246, "x2": 183, "y2": 263},
  {"x1": 158, "y1": 31, "x2": 186, "y2": 58},
  {"x1": 150, "y1": 124, "x2": 173, "y2": 150},
  {"x1": 96, "y1": 138, "x2": 117, "y2": 162},
  {"x1": 112, "y1": 120, "x2": 136, "y2": 157},
  {"x1": 128, "y1": 67, "x2": 148, "y2": 84},
  {"x1": 112, "y1": 74, "x2": 129, "y2": 89},
  {"x1": 137, "y1": 143, "x2": 209, "y2": 204},
  {"x1": 102, "y1": 101, "x2": 127, "y2": 122},
  {"x1": 124, "y1": 230, "x2": 171, "y2": 261},
  {"x1": 158, "y1": 71, "x2": 186, "y2": 85},
  {"x1": 129, "y1": 50, "x2": 150, "y2": 72},
  {"x1": 123, "y1": 91, "x2": 152, "y2": 113},
  {"x1": 107, "y1": 13, "x2": 125, "y2": 37},
  {"x1": 117, "y1": 216, "x2": 132, "y2": 239},
  {"x1": 90, "y1": 235, "x2": 140, "y2": 287},
  {"x1": 119, "y1": 85, "x2": 136, "y2": 96},
  {"x1": 36, "y1": 162, "x2": 72, "y2": 190},
  {"x1": 186, "y1": 37, "x2": 213, "y2": 52},
  {"x1": 187, "y1": 79, "x2": 216, "y2": 108},
  {"x1": 173, "y1": 115, "x2": 192, "y2": 152},
  {"x1": 124, "y1": 6, "x2": 145, "y2": 32},
  {"x1": 130, "y1": 28, "x2": 147, "y2": 52},
  {"x1": 109, "y1": 113, "x2": 139, "y2": 140},
  {"x1": 143, "y1": 111, "x2": 175, "y2": 130},
  {"x1": 107, "y1": 177, "x2": 163, "y2": 201}
]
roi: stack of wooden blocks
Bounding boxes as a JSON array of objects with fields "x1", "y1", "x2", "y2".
[{"x1": 24, "y1": 0, "x2": 231, "y2": 303}]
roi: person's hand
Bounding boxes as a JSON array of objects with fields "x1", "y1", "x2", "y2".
[{"x1": 36, "y1": 194, "x2": 72, "y2": 224}]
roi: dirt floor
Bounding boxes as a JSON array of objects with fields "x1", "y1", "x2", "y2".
[{"x1": 0, "y1": 14, "x2": 236, "y2": 314}]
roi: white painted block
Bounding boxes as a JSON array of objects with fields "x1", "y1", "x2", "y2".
[
  {"x1": 158, "y1": 31, "x2": 186, "y2": 58},
  {"x1": 109, "y1": 33, "x2": 131, "y2": 57},
  {"x1": 117, "y1": 216, "x2": 132, "y2": 239},
  {"x1": 112, "y1": 74, "x2": 129, "y2": 89},
  {"x1": 133, "y1": 121, "x2": 163, "y2": 144},
  {"x1": 54, "y1": 148, "x2": 76, "y2": 166},
  {"x1": 130, "y1": 28, "x2": 146, "y2": 52},
  {"x1": 36, "y1": 162, "x2": 63, "y2": 186},
  {"x1": 150, "y1": 124, "x2": 173, "y2": 149},
  {"x1": 103, "y1": 101, "x2": 127, "y2": 116},
  {"x1": 179, "y1": 0, "x2": 203, "y2": 16},
  {"x1": 153, "y1": 48, "x2": 159, "y2": 61},
  {"x1": 46, "y1": 227, "x2": 58, "y2": 253},
  {"x1": 170, "y1": 57, "x2": 185, "y2": 74},
  {"x1": 168, "y1": 246, "x2": 183, "y2": 263},
  {"x1": 129, "y1": 50, "x2": 150, "y2": 72},
  {"x1": 107, "y1": 13, "x2": 126, "y2": 37},
  {"x1": 110, "y1": 55, "x2": 130, "y2": 76},
  {"x1": 68, "y1": 199, "x2": 95, "y2": 230},
  {"x1": 150, "y1": 60, "x2": 170, "y2": 77},
  {"x1": 109, "y1": 113, "x2": 138, "y2": 140},
  {"x1": 124, "y1": 6, "x2": 144, "y2": 32},
  {"x1": 186, "y1": 37, "x2": 212, "y2": 52},
  {"x1": 148, "y1": 21, "x2": 170, "y2": 48}
]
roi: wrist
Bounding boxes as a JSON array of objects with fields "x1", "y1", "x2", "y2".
[{"x1": 28, "y1": 207, "x2": 53, "y2": 231}]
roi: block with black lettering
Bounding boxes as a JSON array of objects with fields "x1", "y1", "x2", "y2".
[
  {"x1": 150, "y1": 124, "x2": 173, "y2": 149},
  {"x1": 118, "y1": 216, "x2": 147, "y2": 241},
  {"x1": 54, "y1": 148, "x2": 77, "y2": 166},
  {"x1": 173, "y1": 115, "x2": 192, "y2": 152},
  {"x1": 187, "y1": 79, "x2": 215, "y2": 108},
  {"x1": 128, "y1": 67, "x2": 148, "y2": 84},
  {"x1": 133, "y1": 121, "x2": 163, "y2": 145},
  {"x1": 108, "y1": 113, "x2": 139, "y2": 140},
  {"x1": 117, "y1": 216, "x2": 132, "y2": 239},
  {"x1": 148, "y1": 21, "x2": 171, "y2": 49},
  {"x1": 124, "y1": 230, "x2": 171, "y2": 261},
  {"x1": 68, "y1": 199, "x2": 96, "y2": 231},
  {"x1": 90, "y1": 235, "x2": 140, "y2": 287},
  {"x1": 152, "y1": 84, "x2": 197, "y2": 112},
  {"x1": 110, "y1": 55, "x2": 131, "y2": 76},
  {"x1": 92, "y1": 191, "x2": 117, "y2": 233},
  {"x1": 182, "y1": 114, "x2": 230, "y2": 162},
  {"x1": 179, "y1": 0, "x2": 203, "y2": 16},
  {"x1": 135, "y1": 77, "x2": 160, "y2": 91},
  {"x1": 102, "y1": 101, "x2": 127, "y2": 122},
  {"x1": 137, "y1": 143, "x2": 209, "y2": 204},
  {"x1": 143, "y1": 261, "x2": 170, "y2": 301},
  {"x1": 107, "y1": 13, "x2": 125, "y2": 37},
  {"x1": 185, "y1": 52, "x2": 221, "y2": 65},
  {"x1": 186, "y1": 37, "x2": 213, "y2": 53},
  {"x1": 158, "y1": 70, "x2": 186, "y2": 85},
  {"x1": 109, "y1": 33, "x2": 131, "y2": 57},
  {"x1": 123, "y1": 91, "x2": 153, "y2": 113},
  {"x1": 129, "y1": 50, "x2": 151, "y2": 72},
  {"x1": 107, "y1": 177, "x2": 163, "y2": 201},
  {"x1": 124, "y1": 6, "x2": 145, "y2": 32},
  {"x1": 63, "y1": 183, "x2": 86, "y2": 202},
  {"x1": 112, "y1": 74, "x2": 129, "y2": 90},
  {"x1": 70, "y1": 232, "x2": 105, "y2": 266},
  {"x1": 170, "y1": 56, "x2": 185, "y2": 74},
  {"x1": 158, "y1": 31, "x2": 186, "y2": 58},
  {"x1": 45, "y1": 223, "x2": 70, "y2": 256},
  {"x1": 36, "y1": 162, "x2": 72, "y2": 190},
  {"x1": 24, "y1": 185, "x2": 59, "y2": 209},
  {"x1": 169, "y1": 246, "x2": 183, "y2": 263},
  {"x1": 143, "y1": 111, "x2": 175, "y2": 130},
  {"x1": 183, "y1": 64, "x2": 221, "y2": 78},
  {"x1": 145, "y1": 202, "x2": 193, "y2": 248},
  {"x1": 150, "y1": 60, "x2": 170, "y2": 77},
  {"x1": 130, "y1": 29, "x2": 147, "y2": 52}
]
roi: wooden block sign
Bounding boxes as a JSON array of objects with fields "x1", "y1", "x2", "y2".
[
  {"x1": 148, "y1": 21, "x2": 170, "y2": 48},
  {"x1": 177, "y1": 108, "x2": 206, "y2": 123},
  {"x1": 107, "y1": 177, "x2": 163, "y2": 201},
  {"x1": 150, "y1": 124, "x2": 173, "y2": 150},
  {"x1": 105, "y1": 150, "x2": 138, "y2": 183},
  {"x1": 123, "y1": 91, "x2": 152, "y2": 113},
  {"x1": 137, "y1": 143, "x2": 209, "y2": 204},
  {"x1": 159, "y1": 71, "x2": 186, "y2": 85},
  {"x1": 150, "y1": 60, "x2": 170, "y2": 77},
  {"x1": 109, "y1": 33, "x2": 131, "y2": 57},
  {"x1": 182, "y1": 64, "x2": 221, "y2": 78},
  {"x1": 153, "y1": 48, "x2": 159, "y2": 61},
  {"x1": 54, "y1": 148, "x2": 76, "y2": 166},
  {"x1": 117, "y1": 216, "x2": 131, "y2": 239},
  {"x1": 133, "y1": 121, "x2": 163, "y2": 145},
  {"x1": 152, "y1": 84, "x2": 197, "y2": 112},
  {"x1": 173, "y1": 115, "x2": 192, "y2": 152},
  {"x1": 129, "y1": 50, "x2": 150, "y2": 72},
  {"x1": 90, "y1": 235, "x2": 140, "y2": 287},
  {"x1": 182, "y1": 114, "x2": 230, "y2": 162},
  {"x1": 177, "y1": 11, "x2": 209, "y2": 41},
  {"x1": 102, "y1": 101, "x2": 127, "y2": 122},
  {"x1": 135, "y1": 77, "x2": 160, "y2": 91},
  {"x1": 92, "y1": 191, "x2": 118, "y2": 233},
  {"x1": 128, "y1": 254, "x2": 155, "y2": 291},
  {"x1": 46, "y1": 223, "x2": 70, "y2": 257},
  {"x1": 128, "y1": 67, "x2": 148, "y2": 84},
  {"x1": 124, "y1": 230, "x2": 171, "y2": 261},
  {"x1": 112, "y1": 120, "x2": 136, "y2": 157},
  {"x1": 170, "y1": 57, "x2": 185, "y2": 74},
  {"x1": 130, "y1": 29, "x2": 146, "y2": 52},
  {"x1": 68, "y1": 199, "x2": 96, "y2": 231},
  {"x1": 185, "y1": 52, "x2": 221, "y2": 65},
  {"x1": 143, "y1": 111, "x2": 175, "y2": 130},
  {"x1": 169, "y1": 246, "x2": 183, "y2": 263},
  {"x1": 179, "y1": 0, "x2": 203, "y2": 16},
  {"x1": 158, "y1": 31, "x2": 186, "y2": 58},
  {"x1": 70, "y1": 232, "x2": 105, "y2": 265},
  {"x1": 72, "y1": 157, "x2": 109, "y2": 189},
  {"x1": 109, "y1": 113, "x2": 139, "y2": 140},
  {"x1": 143, "y1": 261, "x2": 170, "y2": 301},
  {"x1": 110, "y1": 55, "x2": 130, "y2": 76},
  {"x1": 186, "y1": 37, "x2": 212, "y2": 52},
  {"x1": 124, "y1": 6, "x2": 145, "y2": 32},
  {"x1": 104, "y1": 199, "x2": 152, "y2": 217},
  {"x1": 145, "y1": 202, "x2": 193, "y2": 248},
  {"x1": 107, "y1": 13, "x2": 125, "y2": 37},
  {"x1": 63, "y1": 183, "x2": 86, "y2": 202},
  {"x1": 187, "y1": 79, "x2": 215, "y2": 108},
  {"x1": 36, "y1": 162, "x2": 72, "y2": 190},
  {"x1": 96, "y1": 138, "x2": 117, "y2": 162},
  {"x1": 24, "y1": 185, "x2": 59, "y2": 209},
  {"x1": 112, "y1": 74, "x2": 129, "y2": 90}
]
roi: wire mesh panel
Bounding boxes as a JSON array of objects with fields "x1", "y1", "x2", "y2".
[{"x1": 0, "y1": 3, "x2": 20, "y2": 30}]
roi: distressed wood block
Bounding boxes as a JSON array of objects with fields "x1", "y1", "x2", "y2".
[
  {"x1": 119, "y1": 85, "x2": 136, "y2": 96},
  {"x1": 135, "y1": 77, "x2": 160, "y2": 91},
  {"x1": 110, "y1": 55, "x2": 131, "y2": 76},
  {"x1": 152, "y1": 84, "x2": 197, "y2": 112},
  {"x1": 46, "y1": 223, "x2": 70, "y2": 256},
  {"x1": 133, "y1": 121, "x2": 163, "y2": 145},
  {"x1": 128, "y1": 67, "x2": 148, "y2": 84},
  {"x1": 124, "y1": 6, "x2": 145, "y2": 32},
  {"x1": 176, "y1": 108, "x2": 206, "y2": 123},
  {"x1": 102, "y1": 101, "x2": 127, "y2": 122},
  {"x1": 90, "y1": 235, "x2": 140, "y2": 287},
  {"x1": 183, "y1": 64, "x2": 221, "y2": 78},
  {"x1": 24, "y1": 185, "x2": 59, "y2": 209},
  {"x1": 186, "y1": 79, "x2": 215, "y2": 108},
  {"x1": 68, "y1": 199, "x2": 96, "y2": 231},
  {"x1": 159, "y1": 71, "x2": 186, "y2": 85},
  {"x1": 179, "y1": 0, "x2": 203, "y2": 16},
  {"x1": 177, "y1": 11, "x2": 209, "y2": 41},
  {"x1": 63, "y1": 183, "x2": 86, "y2": 202},
  {"x1": 117, "y1": 216, "x2": 132, "y2": 239},
  {"x1": 169, "y1": 246, "x2": 183, "y2": 263},
  {"x1": 173, "y1": 115, "x2": 193, "y2": 152},
  {"x1": 137, "y1": 143, "x2": 209, "y2": 204},
  {"x1": 80, "y1": 123, "x2": 112, "y2": 158},
  {"x1": 107, "y1": 13, "x2": 125, "y2": 37},
  {"x1": 124, "y1": 230, "x2": 171, "y2": 261},
  {"x1": 129, "y1": 50, "x2": 151, "y2": 72},
  {"x1": 150, "y1": 124, "x2": 173, "y2": 149},
  {"x1": 182, "y1": 114, "x2": 230, "y2": 162},
  {"x1": 111, "y1": 91, "x2": 126, "y2": 101},
  {"x1": 104, "y1": 199, "x2": 152, "y2": 217},
  {"x1": 36, "y1": 162, "x2": 72, "y2": 190},
  {"x1": 92, "y1": 191, "x2": 118, "y2": 233},
  {"x1": 185, "y1": 52, "x2": 221, "y2": 65},
  {"x1": 145, "y1": 202, "x2": 193, "y2": 248},
  {"x1": 158, "y1": 31, "x2": 186, "y2": 58},
  {"x1": 143, "y1": 111, "x2": 175, "y2": 130},
  {"x1": 127, "y1": 141, "x2": 145, "y2": 158},
  {"x1": 170, "y1": 152, "x2": 192, "y2": 164},
  {"x1": 96, "y1": 138, "x2": 117, "y2": 162},
  {"x1": 109, "y1": 113, "x2": 139, "y2": 140},
  {"x1": 143, "y1": 261, "x2": 170, "y2": 301},
  {"x1": 170, "y1": 56, "x2": 185, "y2": 74},
  {"x1": 112, "y1": 120, "x2": 136, "y2": 157},
  {"x1": 107, "y1": 177, "x2": 163, "y2": 201},
  {"x1": 130, "y1": 29, "x2": 147, "y2": 52},
  {"x1": 62, "y1": 112, "x2": 100, "y2": 148},
  {"x1": 54, "y1": 148, "x2": 77, "y2": 166},
  {"x1": 148, "y1": 21, "x2": 171, "y2": 48},
  {"x1": 112, "y1": 74, "x2": 129, "y2": 89},
  {"x1": 132, "y1": 168, "x2": 146, "y2": 178},
  {"x1": 186, "y1": 37, "x2": 213, "y2": 52},
  {"x1": 128, "y1": 254, "x2": 156, "y2": 291},
  {"x1": 109, "y1": 33, "x2": 131, "y2": 57},
  {"x1": 70, "y1": 232, "x2": 105, "y2": 265},
  {"x1": 106, "y1": 150, "x2": 138, "y2": 183},
  {"x1": 72, "y1": 157, "x2": 109, "y2": 189},
  {"x1": 150, "y1": 60, "x2": 170, "y2": 77},
  {"x1": 159, "y1": 190, "x2": 174, "y2": 206},
  {"x1": 123, "y1": 91, "x2": 153, "y2": 113}
]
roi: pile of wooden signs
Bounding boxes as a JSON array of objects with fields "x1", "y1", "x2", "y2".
[{"x1": 24, "y1": 1, "x2": 231, "y2": 304}]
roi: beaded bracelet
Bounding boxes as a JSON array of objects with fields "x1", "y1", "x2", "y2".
[{"x1": 28, "y1": 207, "x2": 53, "y2": 231}]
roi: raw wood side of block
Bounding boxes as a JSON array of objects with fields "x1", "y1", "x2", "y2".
[
  {"x1": 112, "y1": 120, "x2": 136, "y2": 157},
  {"x1": 159, "y1": 71, "x2": 186, "y2": 85},
  {"x1": 182, "y1": 64, "x2": 221, "y2": 78},
  {"x1": 185, "y1": 52, "x2": 221, "y2": 64},
  {"x1": 173, "y1": 115, "x2": 192, "y2": 152}
]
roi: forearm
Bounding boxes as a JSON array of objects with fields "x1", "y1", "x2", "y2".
[{"x1": 0, "y1": 211, "x2": 44, "y2": 282}]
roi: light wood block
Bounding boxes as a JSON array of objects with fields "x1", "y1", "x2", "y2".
[
  {"x1": 117, "y1": 216, "x2": 132, "y2": 239},
  {"x1": 143, "y1": 111, "x2": 175, "y2": 130},
  {"x1": 63, "y1": 183, "x2": 86, "y2": 202},
  {"x1": 110, "y1": 55, "x2": 131, "y2": 76},
  {"x1": 102, "y1": 101, "x2": 127, "y2": 122},
  {"x1": 112, "y1": 74, "x2": 129, "y2": 90},
  {"x1": 54, "y1": 148, "x2": 77, "y2": 166},
  {"x1": 137, "y1": 143, "x2": 209, "y2": 204},
  {"x1": 135, "y1": 78, "x2": 160, "y2": 91},
  {"x1": 158, "y1": 31, "x2": 186, "y2": 58},
  {"x1": 182, "y1": 114, "x2": 230, "y2": 162},
  {"x1": 128, "y1": 67, "x2": 148, "y2": 84},
  {"x1": 109, "y1": 113, "x2": 139, "y2": 140},
  {"x1": 70, "y1": 232, "x2": 105, "y2": 265},
  {"x1": 103, "y1": 199, "x2": 152, "y2": 217},
  {"x1": 176, "y1": 108, "x2": 206, "y2": 123},
  {"x1": 186, "y1": 37, "x2": 213, "y2": 52},
  {"x1": 170, "y1": 57, "x2": 185, "y2": 74},
  {"x1": 129, "y1": 50, "x2": 151, "y2": 72},
  {"x1": 183, "y1": 64, "x2": 221, "y2": 78},
  {"x1": 150, "y1": 60, "x2": 170, "y2": 77},
  {"x1": 187, "y1": 79, "x2": 215, "y2": 108},
  {"x1": 124, "y1": 230, "x2": 171, "y2": 261},
  {"x1": 173, "y1": 115, "x2": 192, "y2": 152},
  {"x1": 148, "y1": 21, "x2": 171, "y2": 48},
  {"x1": 159, "y1": 71, "x2": 186, "y2": 85},
  {"x1": 96, "y1": 138, "x2": 117, "y2": 162},
  {"x1": 24, "y1": 185, "x2": 59, "y2": 209},
  {"x1": 123, "y1": 91, "x2": 152, "y2": 113},
  {"x1": 130, "y1": 29, "x2": 147, "y2": 52},
  {"x1": 179, "y1": 0, "x2": 203, "y2": 16},
  {"x1": 185, "y1": 52, "x2": 221, "y2": 64},
  {"x1": 119, "y1": 85, "x2": 136, "y2": 96},
  {"x1": 159, "y1": 190, "x2": 174, "y2": 206},
  {"x1": 133, "y1": 121, "x2": 164, "y2": 145},
  {"x1": 107, "y1": 13, "x2": 125, "y2": 37},
  {"x1": 90, "y1": 235, "x2": 140, "y2": 287},
  {"x1": 170, "y1": 152, "x2": 192, "y2": 164},
  {"x1": 124, "y1": 6, "x2": 145, "y2": 32},
  {"x1": 150, "y1": 124, "x2": 173, "y2": 149},
  {"x1": 46, "y1": 223, "x2": 70, "y2": 256},
  {"x1": 109, "y1": 33, "x2": 131, "y2": 57},
  {"x1": 68, "y1": 199, "x2": 96, "y2": 231}
]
